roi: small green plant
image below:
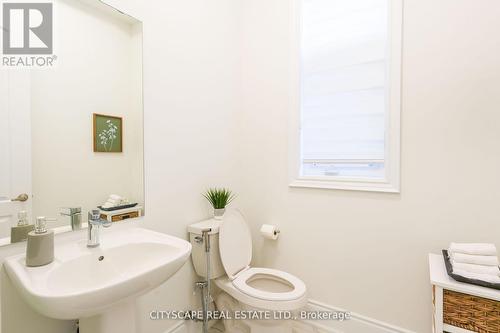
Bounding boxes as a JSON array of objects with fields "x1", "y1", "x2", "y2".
[{"x1": 203, "y1": 188, "x2": 236, "y2": 209}]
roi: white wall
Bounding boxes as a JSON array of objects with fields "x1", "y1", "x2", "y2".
[
  {"x1": 237, "y1": 0, "x2": 500, "y2": 332},
  {"x1": 1, "y1": 0, "x2": 241, "y2": 332},
  {"x1": 31, "y1": 0, "x2": 144, "y2": 222},
  {"x1": 134, "y1": 1, "x2": 242, "y2": 330}
]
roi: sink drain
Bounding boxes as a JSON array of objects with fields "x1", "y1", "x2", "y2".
[{"x1": 98, "y1": 256, "x2": 104, "y2": 261}]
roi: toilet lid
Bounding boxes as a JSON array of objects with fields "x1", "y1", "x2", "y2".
[{"x1": 218, "y1": 210, "x2": 252, "y2": 280}]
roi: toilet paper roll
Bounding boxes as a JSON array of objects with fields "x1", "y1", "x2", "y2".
[{"x1": 260, "y1": 224, "x2": 280, "y2": 240}]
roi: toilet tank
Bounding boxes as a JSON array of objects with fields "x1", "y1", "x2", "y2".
[{"x1": 188, "y1": 219, "x2": 225, "y2": 279}]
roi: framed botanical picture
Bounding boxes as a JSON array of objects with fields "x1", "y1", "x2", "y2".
[{"x1": 93, "y1": 113, "x2": 123, "y2": 153}]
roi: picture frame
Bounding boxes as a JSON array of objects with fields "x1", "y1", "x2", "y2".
[{"x1": 93, "y1": 113, "x2": 123, "y2": 153}]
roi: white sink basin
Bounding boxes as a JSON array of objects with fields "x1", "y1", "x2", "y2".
[{"x1": 4, "y1": 227, "x2": 191, "y2": 331}]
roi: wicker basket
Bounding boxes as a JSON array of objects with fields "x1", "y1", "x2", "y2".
[{"x1": 443, "y1": 289, "x2": 500, "y2": 333}]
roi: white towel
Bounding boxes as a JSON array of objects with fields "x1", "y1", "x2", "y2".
[
  {"x1": 102, "y1": 202, "x2": 114, "y2": 208},
  {"x1": 449, "y1": 243, "x2": 497, "y2": 256},
  {"x1": 452, "y1": 263, "x2": 500, "y2": 277},
  {"x1": 450, "y1": 252, "x2": 499, "y2": 266},
  {"x1": 453, "y1": 269, "x2": 500, "y2": 284},
  {"x1": 109, "y1": 194, "x2": 122, "y2": 201}
]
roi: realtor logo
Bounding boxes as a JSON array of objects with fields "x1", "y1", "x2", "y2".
[{"x1": 2, "y1": 2, "x2": 53, "y2": 54}]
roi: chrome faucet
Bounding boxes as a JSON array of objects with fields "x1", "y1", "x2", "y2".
[
  {"x1": 87, "y1": 210, "x2": 111, "y2": 247},
  {"x1": 60, "y1": 207, "x2": 82, "y2": 231}
]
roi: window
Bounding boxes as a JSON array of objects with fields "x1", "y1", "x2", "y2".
[{"x1": 290, "y1": 0, "x2": 402, "y2": 192}]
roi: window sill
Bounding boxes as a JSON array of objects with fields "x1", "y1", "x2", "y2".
[{"x1": 289, "y1": 179, "x2": 400, "y2": 193}]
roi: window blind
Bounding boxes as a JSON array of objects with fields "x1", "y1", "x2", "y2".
[{"x1": 300, "y1": 0, "x2": 389, "y2": 178}]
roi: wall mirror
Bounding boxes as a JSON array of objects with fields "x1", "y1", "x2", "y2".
[{"x1": 0, "y1": 0, "x2": 144, "y2": 246}]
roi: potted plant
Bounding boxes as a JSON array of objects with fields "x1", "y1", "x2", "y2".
[{"x1": 203, "y1": 188, "x2": 236, "y2": 219}]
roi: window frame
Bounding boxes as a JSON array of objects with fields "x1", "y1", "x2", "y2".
[{"x1": 289, "y1": 0, "x2": 403, "y2": 193}]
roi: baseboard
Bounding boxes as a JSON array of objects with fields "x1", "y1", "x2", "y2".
[{"x1": 304, "y1": 300, "x2": 417, "y2": 333}]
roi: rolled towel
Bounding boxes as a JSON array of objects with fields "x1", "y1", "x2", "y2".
[
  {"x1": 452, "y1": 262, "x2": 500, "y2": 277},
  {"x1": 450, "y1": 252, "x2": 499, "y2": 266},
  {"x1": 453, "y1": 269, "x2": 500, "y2": 284},
  {"x1": 109, "y1": 194, "x2": 122, "y2": 201},
  {"x1": 103, "y1": 200, "x2": 119, "y2": 208},
  {"x1": 107, "y1": 198, "x2": 121, "y2": 205},
  {"x1": 102, "y1": 202, "x2": 114, "y2": 208},
  {"x1": 449, "y1": 243, "x2": 497, "y2": 256}
]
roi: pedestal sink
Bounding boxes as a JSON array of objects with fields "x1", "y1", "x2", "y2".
[{"x1": 4, "y1": 227, "x2": 192, "y2": 333}]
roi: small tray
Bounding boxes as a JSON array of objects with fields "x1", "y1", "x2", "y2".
[
  {"x1": 98, "y1": 203, "x2": 138, "y2": 212},
  {"x1": 442, "y1": 250, "x2": 500, "y2": 290}
]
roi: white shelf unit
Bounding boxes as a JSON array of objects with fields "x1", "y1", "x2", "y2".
[{"x1": 428, "y1": 253, "x2": 500, "y2": 333}]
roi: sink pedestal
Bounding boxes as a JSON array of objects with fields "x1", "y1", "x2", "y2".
[{"x1": 79, "y1": 300, "x2": 136, "y2": 333}]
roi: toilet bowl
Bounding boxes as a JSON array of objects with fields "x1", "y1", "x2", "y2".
[
  {"x1": 188, "y1": 210, "x2": 307, "y2": 333},
  {"x1": 215, "y1": 267, "x2": 307, "y2": 310}
]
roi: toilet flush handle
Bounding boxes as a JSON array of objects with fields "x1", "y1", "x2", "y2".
[{"x1": 194, "y1": 228, "x2": 212, "y2": 252}]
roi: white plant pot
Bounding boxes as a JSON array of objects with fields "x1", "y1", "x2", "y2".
[{"x1": 213, "y1": 208, "x2": 225, "y2": 220}]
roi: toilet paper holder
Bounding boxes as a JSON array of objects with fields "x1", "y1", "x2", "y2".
[{"x1": 260, "y1": 224, "x2": 281, "y2": 239}]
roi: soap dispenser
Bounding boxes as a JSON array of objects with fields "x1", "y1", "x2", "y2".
[
  {"x1": 10, "y1": 211, "x2": 34, "y2": 243},
  {"x1": 26, "y1": 216, "x2": 54, "y2": 267}
]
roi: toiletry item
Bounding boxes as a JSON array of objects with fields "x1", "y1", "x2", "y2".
[
  {"x1": 26, "y1": 216, "x2": 54, "y2": 267},
  {"x1": 100, "y1": 194, "x2": 130, "y2": 209},
  {"x1": 260, "y1": 224, "x2": 280, "y2": 240},
  {"x1": 60, "y1": 207, "x2": 82, "y2": 230},
  {"x1": 10, "y1": 211, "x2": 34, "y2": 243}
]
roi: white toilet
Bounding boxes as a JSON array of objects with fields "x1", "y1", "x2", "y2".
[{"x1": 188, "y1": 210, "x2": 307, "y2": 333}]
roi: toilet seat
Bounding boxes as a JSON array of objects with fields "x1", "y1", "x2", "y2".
[
  {"x1": 217, "y1": 210, "x2": 307, "y2": 309},
  {"x1": 214, "y1": 274, "x2": 308, "y2": 311},
  {"x1": 232, "y1": 267, "x2": 306, "y2": 301}
]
